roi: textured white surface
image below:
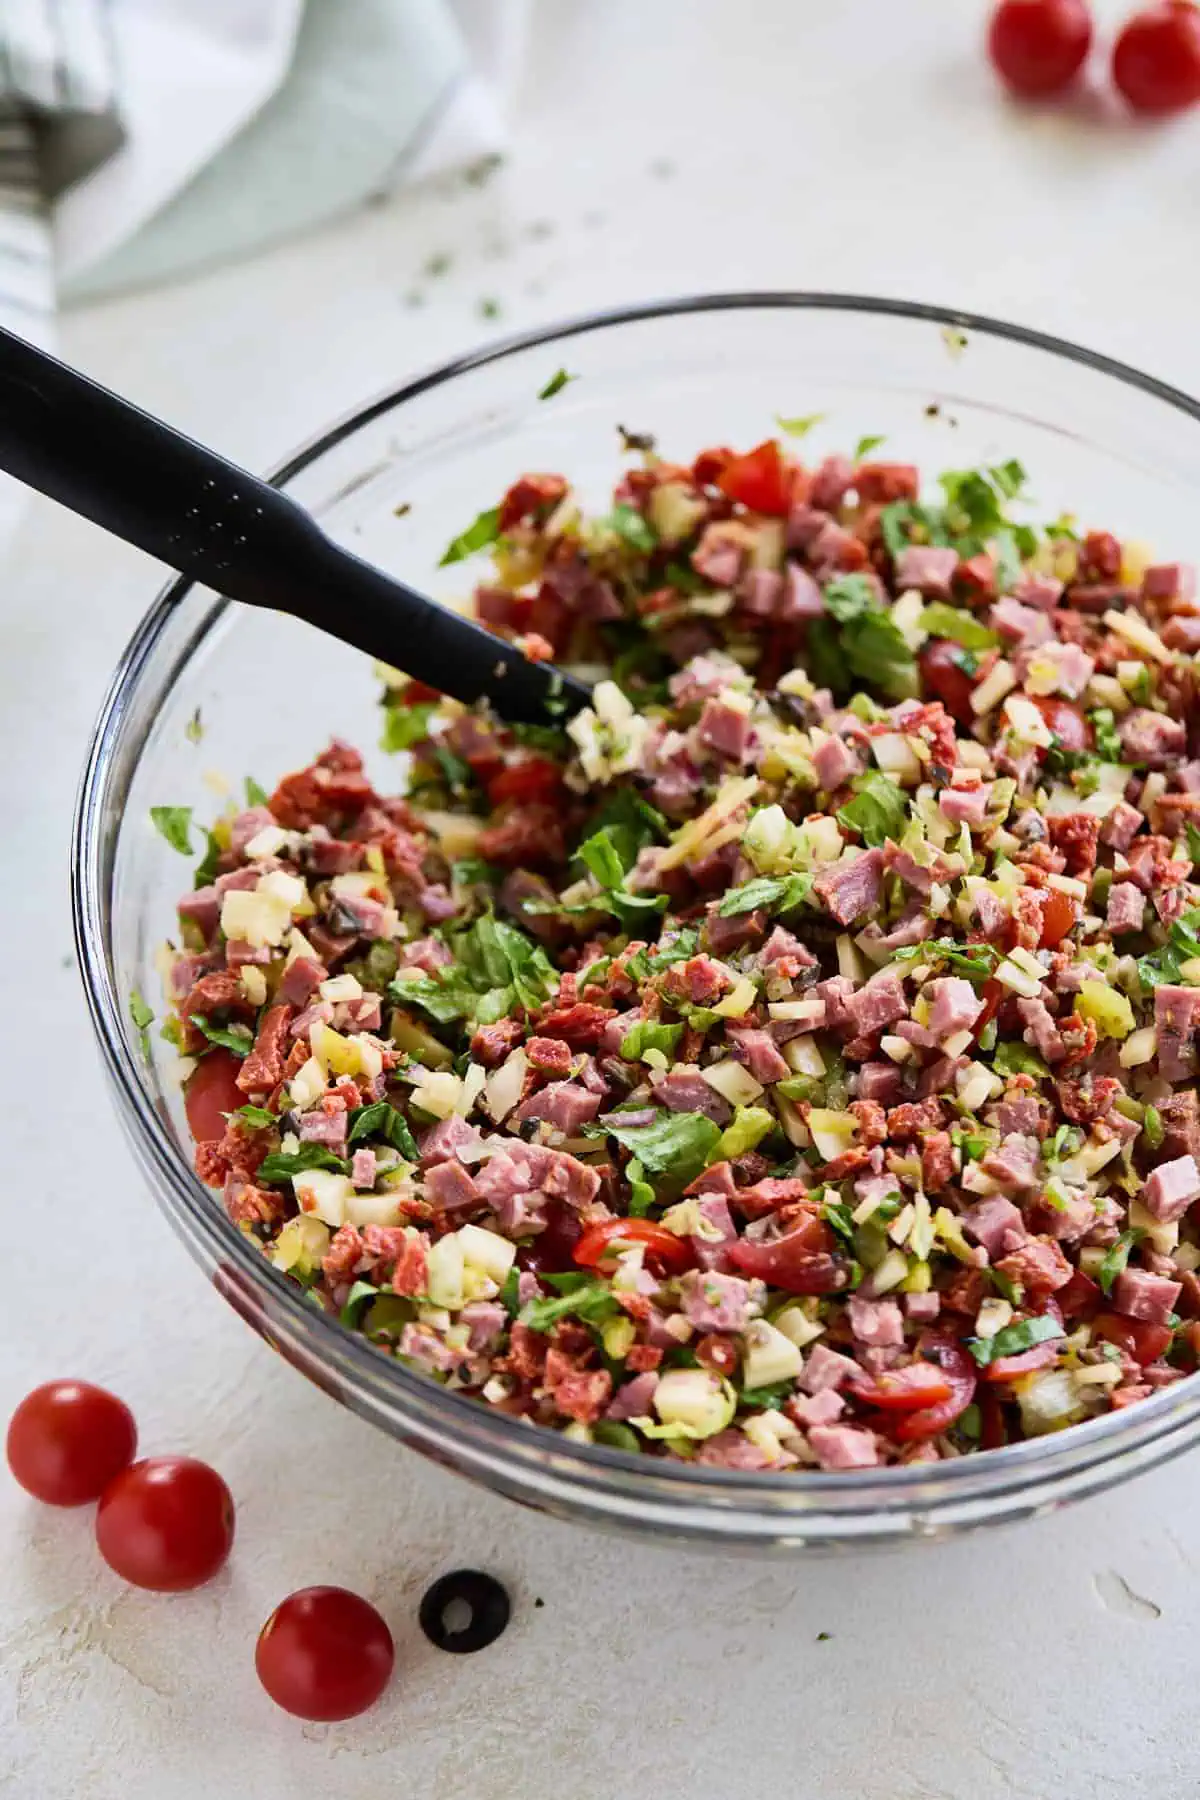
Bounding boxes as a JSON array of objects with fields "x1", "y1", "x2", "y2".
[{"x1": 4, "y1": 2, "x2": 1200, "y2": 1794}]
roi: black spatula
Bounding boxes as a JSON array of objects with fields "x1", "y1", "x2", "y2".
[{"x1": 0, "y1": 326, "x2": 592, "y2": 723}]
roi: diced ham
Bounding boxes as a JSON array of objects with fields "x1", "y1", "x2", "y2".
[
  {"x1": 1106, "y1": 882, "x2": 1146, "y2": 934},
  {"x1": 856, "y1": 1061, "x2": 904, "y2": 1105},
  {"x1": 419, "y1": 1116, "x2": 485, "y2": 1167},
  {"x1": 513, "y1": 1081, "x2": 602, "y2": 1134},
  {"x1": 351, "y1": 1148, "x2": 377, "y2": 1189},
  {"x1": 678, "y1": 1270, "x2": 761, "y2": 1332},
  {"x1": 904, "y1": 1291, "x2": 941, "y2": 1323},
  {"x1": 695, "y1": 1431, "x2": 779, "y2": 1471},
  {"x1": 761, "y1": 926, "x2": 816, "y2": 968},
  {"x1": 1155, "y1": 986, "x2": 1200, "y2": 1082},
  {"x1": 846, "y1": 1294, "x2": 904, "y2": 1348},
  {"x1": 1120, "y1": 708, "x2": 1187, "y2": 768},
  {"x1": 779, "y1": 562, "x2": 824, "y2": 621},
  {"x1": 1101, "y1": 802, "x2": 1143, "y2": 853},
  {"x1": 655, "y1": 1071, "x2": 732, "y2": 1125},
  {"x1": 980, "y1": 1133, "x2": 1041, "y2": 1191},
  {"x1": 178, "y1": 886, "x2": 221, "y2": 938},
  {"x1": 298, "y1": 1110, "x2": 347, "y2": 1149},
  {"x1": 991, "y1": 597, "x2": 1053, "y2": 646},
  {"x1": 1142, "y1": 1154, "x2": 1200, "y2": 1223},
  {"x1": 787, "y1": 1389, "x2": 845, "y2": 1428},
  {"x1": 813, "y1": 734, "x2": 861, "y2": 791},
  {"x1": 808, "y1": 1424, "x2": 879, "y2": 1470},
  {"x1": 846, "y1": 968, "x2": 907, "y2": 1037},
  {"x1": 397, "y1": 1324, "x2": 461, "y2": 1375},
  {"x1": 691, "y1": 522, "x2": 748, "y2": 588},
  {"x1": 1113, "y1": 1267, "x2": 1182, "y2": 1326},
  {"x1": 1011, "y1": 571, "x2": 1063, "y2": 611},
  {"x1": 925, "y1": 976, "x2": 984, "y2": 1038},
  {"x1": 460, "y1": 1300, "x2": 507, "y2": 1352},
  {"x1": 893, "y1": 545, "x2": 958, "y2": 597},
  {"x1": 1143, "y1": 563, "x2": 1196, "y2": 603},
  {"x1": 727, "y1": 1027, "x2": 791, "y2": 1085},
  {"x1": 423, "y1": 1160, "x2": 481, "y2": 1213},
  {"x1": 229, "y1": 807, "x2": 276, "y2": 856},
  {"x1": 813, "y1": 848, "x2": 884, "y2": 923},
  {"x1": 991, "y1": 1096, "x2": 1041, "y2": 1135},
  {"x1": 809, "y1": 455, "x2": 855, "y2": 511},
  {"x1": 1017, "y1": 997, "x2": 1067, "y2": 1065},
  {"x1": 995, "y1": 1237, "x2": 1072, "y2": 1297},
  {"x1": 800, "y1": 1342, "x2": 859, "y2": 1393},
  {"x1": 691, "y1": 1194, "x2": 738, "y2": 1272},
  {"x1": 856, "y1": 903, "x2": 933, "y2": 959},
  {"x1": 704, "y1": 909, "x2": 768, "y2": 955},
  {"x1": 738, "y1": 568, "x2": 785, "y2": 618},
  {"x1": 1015, "y1": 639, "x2": 1094, "y2": 698},
  {"x1": 605, "y1": 1371, "x2": 660, "y2": 1422},
  {"x1": 961, "y1": 1196, "x2": 1028, "y2": 1260},
  {"x1": 698, "y1": 697, "x2": 752, "y2": 761},
  {"x1": 939, "y1": 785, "x2": 991, "y2": 825}
]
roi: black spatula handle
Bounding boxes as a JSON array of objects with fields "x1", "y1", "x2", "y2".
[{"x1": 0, "y1": 326, "x2": 591, "y2": 722}]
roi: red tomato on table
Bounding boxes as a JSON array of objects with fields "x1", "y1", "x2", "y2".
[
  {"x1": 988, "y1": 0, "x2": 1093, "y2": 95},
  {"x1": 1113, "y1": 2, "x2": 1200, "y2": 113},
  {"x1": 256, "y1": 1586, "x2": 395, "y2": 1721},
  {"x1": 96, "y1": 1456, "x2": 235, "y2": 1591},
  {"x1": 7, "y1": 1380, "x2": 137, "y2": 1506}
]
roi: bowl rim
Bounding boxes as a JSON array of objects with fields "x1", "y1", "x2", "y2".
[{"x1": 71, "y1": 289, "x2": 1200, "y2": 1515}]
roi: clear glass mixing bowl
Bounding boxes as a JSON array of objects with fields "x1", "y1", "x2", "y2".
[{"x1": 72, "y1": 294, "x2": 1200, "y2": 1550}]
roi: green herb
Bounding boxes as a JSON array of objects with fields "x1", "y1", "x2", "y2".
[
  {"x1": 837, "y1": 771, "x2": 907, "y2": 847},
  {"x1": 185, "y1": 707, "x2": 204, "y2": 745},
  {"x1": 391, "y1": 913, "x2": 556, "y2": 1028},
  {"x1": 1098, "y1": 1228, "x2": 1144, "y2": 1297},
  {"x1": 988, "y1": 459, "x2": 1028, "y2": 500},
  {"x1": 190, "y1": 1014, "x2": 254, "y2": 1057},
  {"x1": 433, "y1": 744, "x2": 473, "y2": 793},
  {"x1": 662, "y1": 559, "x2": 708, "y2": 596},
  {"x1": 626, "y1": 1157, "x2": 657, "y2": 1216},
  {"x1": 381, "y1": 700, "x2": 438, "y2": 752},
  {"x1": 588, "y1": 1110, "x2": 722, "y2": 1187},
  {"x1": 150, "y1": 805, "x2": 194, "y2": 856},
  {"x1": 1137, "y1": 906, "x2": 1200, "y2": 991},
  {"x1": 841, "y1": 610, "x2": 917, "y2": 699},
  {"x1": 894, "y1": 938, "x2": 999, "y2": 981},
  {"x1": 823, "y1": 573, "x2": 879, "y2": 623},
  {"x1": 602, "y1": 504, "x2": 658, "y2": 554},
  {"x1": 1143, "y1": 1105, "x2": 1164, "y2": 1151},
  {"x1": 538, "y1": 368, "x2": 576, "y2": 401},
  {"x1": 193, "y1": 829, "x2": 222, "y2": 889},
  {"x1": 499, "y1": 1268, "x2": 522, "y2": 1318},
  {"x1": 339, "y1": 1280, "x2": 381, "y2": 1327},
  {"x1": 508, "y1": 721, "x2": 571, "y2": 755},
  {"x1": 1186, "y1": 821, "x2": 1200, "y2": 868},
  {"x1": 620, "y1": 1020, "x2": 684, "y2": 1062},
  {"x1": 623, "y1": 927, "x2": 700, "y2": 984},
  {"x1": 854, "y1": 434, "x2": 886, "y2": 460},
  {"x1": 989, "y1": 1268, "x2": 1022, "y2": 1306},
  {"x1": 775, "y1": 412, "x2": 824, "y2": 437},
  {"x1": 244, "y1": 777, "x2": 269, "y2": 807},
  {"x1": 991, "y1": 1040, "x2": 1051, "y2": 1078},
  {"x1": 967, "y1": 1314, "x2": 1064, "y2": 1367},
  {"x1": 439, "y1": 506, "x2": 501, "y2": 567},
  {"x1": 816, "y1": 1630, "x2": 833, "y2": 1643},
  {"x1": 521, "y1": 1279, "x2": 614, "y2": 1333},
  {"x1": 739, "y1": 1382, "x2": 794, "y2": 1410},
  {"x1": 257, "y1": 1145, "x2": 350, "y2": 1181},
  {"x1": 956, "y1": 1404, "x2": 982, "y2": 1443},
  {"x1": 917, "y1": 603, "x2": 999, "y2": 650},
  {"x1": 821, "y1": 1198, "x2": 857, "y2": 1247},
  {"x1": 452, "y1": 856, "x2": 502, "y2": 888},
  {"x1": 1089, "y1": 708, "x2": 1122, "y2": 762},
  {"x1": 574, "y1": 822, "x2": 669, "y2": 927},
  {"x1": 347, "y1": 1101, "x2": 419, "y2": 1160},
  {"x1": 593, "y1": 1420, "x2": 641, "y2": 1451},
  {"x1": 129, "y1": 989, "x2": 154, "y2": 1057},
  {"x1": 231, "y1": 1104, "x2": 277, "y2": 1129},
  {"x1": 577, "y1": 789, "x2": 667, "y2": 878},
  {"x1": 717, "y1": 873, "x2": 813, "y2": 917}
]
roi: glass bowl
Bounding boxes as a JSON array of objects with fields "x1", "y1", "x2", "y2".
[{"x1": 72, "y1": 294, "x2": 1200, "y2": 1551}]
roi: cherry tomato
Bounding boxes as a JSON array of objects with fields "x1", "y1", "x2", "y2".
[
  {"x1": 1032, "y1": 695, "x2": 1092, "y2": 751},
  {"x1": 184, "y1": 1048, "x2": 244, "y2": 1143},
  {"x1": 486, "y1": 756, "x2": 564, "y2": 807},
  {"x1": 971, "y1": 977, "x2": 1005, "y2": 1044},
  {"x1": 1113, "y1": 2, "x2": 1200, "y2": 112},
  {"x1": 692, "y1": 446, "x2": 735, "y2": 488},
  {"x1": 727, "y1": 1219, "x2": 844, "y2": 1295},
  {"x1": 1093, "y1": 1311, "x2": 1174, "y2": 1366},
  {"x1": 848, "y1": 1364, "x2": 954, "y2": 1411},
  {"x1": 7, "y1": 1381, "x2": 137, "y2": 1507},
  {"x1": 890, "y1": 1333, "x2": 978, "y2": 1441},
  {"x1": 980, "y1": 1340, "x2": 1062, "y2": 1382},
  {"x1": 717, "y1": 440, "x2": 791, "y2": 516},
  {"x1": 96, "y1": 1456, "x2": 235, "y2": 1591},
  {"x1": 256, "y1": 1586, "x2": 395, "y2": 1721},
  {"x1": 694, "y1": 1334, "x2": 740, "y2": 1377},
  {"x1": 918, "y1": 638, "x2": 978, "y2": 727},
  {"x1": 573, "y1": 1218, "x2": 695, "y2": 1277},
  {"x1": 1056, "y1": 1268, "x2": 1102, "y2": 1319},
  {"x1": 987, "y1": 0, "x2": 1093, "y2": 95},
  {"x1": 1038, "y1": 887, "x2": 1080, "y2": 949}
]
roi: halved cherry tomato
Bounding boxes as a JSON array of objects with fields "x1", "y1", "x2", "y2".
[
  {"x1": 1038, "y1": 887, "x2": 1079, "y2": 949},
  {"x1": 573, "y1": 1218, "x2": 696, "y2": 1277},
  {"x1": 717, "y1": 440, "x2": 791, "y2": 516},
  {"x1": 727, "y1": 1219, "x2": 843, "y2": 1295},
  {"x1": 890, "y1": 1333, "x2": 978, "y2": 1441},
  {"x1": 980, "y1": 1340, "x2": 1062, "y2": 1382},
  {"x1": 1093, "y1": 1311, "x2": 1174, "y2": 1366},
  {"x1": 918, "y1": 638, "x2": 979, "y2": 727},
  {"x1": 1032, "y1": 696, "x2": 1092, "y2": 752},
  {"x1": 184, "y1": 1049, "x2": 244, "y2": 1144},
  {"x1": 486, "y1": 756, "x2": 564, "y2": 807},
  {"x1": 848, "y1": 1364, "x2": 954, "y2": 1411}
]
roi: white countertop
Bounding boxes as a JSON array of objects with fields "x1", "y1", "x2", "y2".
[{"x1": 4, "y1": 3, "x2": 1200, "y2": 1794}]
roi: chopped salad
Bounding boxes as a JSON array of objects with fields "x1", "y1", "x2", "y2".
[{"x1": 152, "y1": 429, "x2": 1200, "y2": 1472}]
